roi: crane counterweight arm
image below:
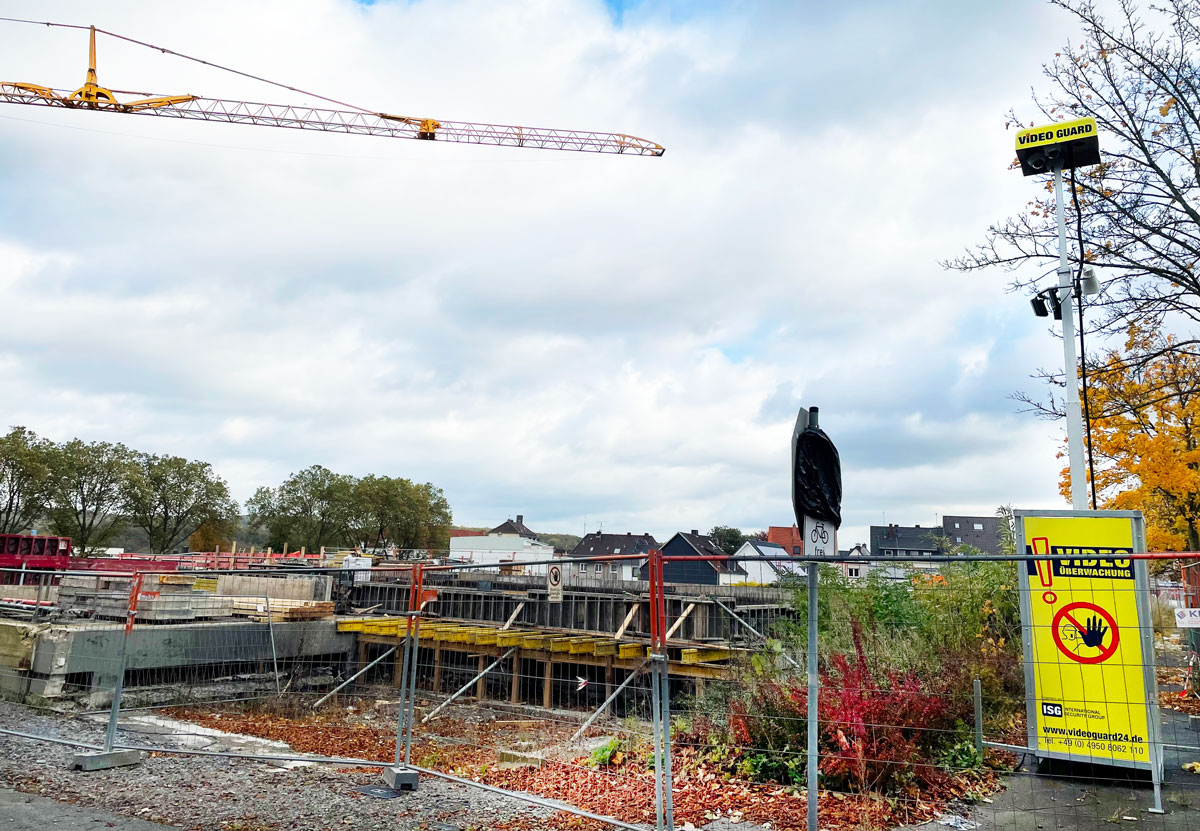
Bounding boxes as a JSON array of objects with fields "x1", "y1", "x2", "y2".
[{"x1": 0, "y1": 85, "x2": 665, "y2": 156}]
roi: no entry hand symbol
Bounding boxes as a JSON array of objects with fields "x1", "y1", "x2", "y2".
[{"x1": 1052, "y1": 601, "x2": 1120, "y2": 664}]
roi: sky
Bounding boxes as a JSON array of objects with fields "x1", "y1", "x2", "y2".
[{"x1": 0, "y1": 0, "x2": 1090, "y2": 548}]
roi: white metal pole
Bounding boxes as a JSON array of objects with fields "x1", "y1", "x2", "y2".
[
  {"x1": 1055, "y1": 163, "x2": 1088, "y2": 510},
  {"x1": 806, "y1": 565, "x2": 819, "y2": 831}
]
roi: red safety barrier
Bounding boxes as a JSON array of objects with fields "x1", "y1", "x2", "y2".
[{"x1": 0, "y1": 534, "x2": 71, "y2": 573}]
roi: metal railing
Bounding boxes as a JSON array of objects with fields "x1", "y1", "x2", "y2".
[{"x1": 0, "y1": 549, "x2": 1198, "y2": 831}]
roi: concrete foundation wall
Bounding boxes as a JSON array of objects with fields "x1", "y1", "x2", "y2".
[{"x1": 0, "y1": 618, "x2": 352, "y2": 702}]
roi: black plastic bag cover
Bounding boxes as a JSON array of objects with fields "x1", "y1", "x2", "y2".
[{"x1": 792, "y1": 425, "x2": 842, "y2": 529}]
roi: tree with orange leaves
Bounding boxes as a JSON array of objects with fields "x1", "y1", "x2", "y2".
[{"x1": 1063, "y1": 323, "x2": 1200, "y2": 550}]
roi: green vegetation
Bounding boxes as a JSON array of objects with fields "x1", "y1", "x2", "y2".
[
  {"x1": 681, "y1": 546, "x2": 1018, "y2": 793},
  {"x1": 587, "y1": 737, "x2": 626, "y2": 767},
  {"x1": 536, "y1": 532, "x2": 582, "y2": 553},
  {"x1": 0, "y1": 425, "x2": 453, "y2": 555}
]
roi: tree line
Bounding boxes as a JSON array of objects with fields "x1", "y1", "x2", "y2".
[{"x1": 0, "y1": 426, "x2": 452, "y2": 556}]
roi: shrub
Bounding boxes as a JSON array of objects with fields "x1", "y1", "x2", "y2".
[
  {"x1": 588, "y1": 737, "x2": 625, "y2": 767},
  {"x1": 938, "y1": 739, "x2": 983, "y2": 773},
  {"x1": 710, "y1": 621, "x2": 970, "y2": 794}
]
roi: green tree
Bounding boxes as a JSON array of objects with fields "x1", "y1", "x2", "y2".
[
  {"x1": 995, "y1": 504, "x2": 1017, "y2": 556},
  {"x1": 946, "y1": 0, "x2": 1200, "y2": 373},
  {"x1": 0, "y1": 426, "x2": 52, "y2": 534},
  {"x1": 45, "y1": 439, "x2": 136, "y2": 555},
  {"x1": 247, "y1": 465, "x2": 356, "y2": 552},
  {"x1": 709, "y1": 525, "x2": 747, "y2": 556},
  {"x1": 536, "y1": 532, "x2": 582, "y2": 554},
  {"x1": 397, "y1": 481, "x2": 452, "y2": 550},
  {"x1": 123, "y1": 454, "x2": 240, "y2": 555}
]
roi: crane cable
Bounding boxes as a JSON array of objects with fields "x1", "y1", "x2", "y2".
[{"x1": 0, "y1": 15, "x2": 375, "y2": 113}]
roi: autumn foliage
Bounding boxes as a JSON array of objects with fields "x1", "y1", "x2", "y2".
[
  {"x1": 1065, "y1": 324, "x2": 1200, "y2": 551},
  {"x1": 679, "y1": 623, "x2": 968, "y2": 794}
]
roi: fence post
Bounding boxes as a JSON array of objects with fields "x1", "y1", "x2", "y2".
[
  {"x1": 657, "y1": 549, "x2": 674, "y2": 831},
  {"x1": 402, "y1": 564, "x2": 423, "y2": 766},
  {"x1": 806, "y1": 564, "x2": 818, "y2": 831},
  {"x1": 265, "y1": 596, "x2": 281, "y2": 695},
  {"x1": 72, "y1": 573, "x2": 144, "y2": 771},
  {"x1": 973, "y1": 678, "x2": 983, "y2": 761},
  {"x1": 649, "y1": 550, "x2": 665, "y2": 831},
  {"x1": 384, "y1": 564, "x2": 421, "y2": 791}
]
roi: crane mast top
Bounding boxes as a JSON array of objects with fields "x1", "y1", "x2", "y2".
[{"x1": 0, "y1": 24, "x2": 665, "y2": 157}]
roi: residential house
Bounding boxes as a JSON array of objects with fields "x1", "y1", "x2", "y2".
[
  {"x1": 641, "y1": 531, "x2": 747, "y2": 585},
  {"x1": 566, "y1": 532, "x2": 658, "y2": 582},
  {"x1": 942, "y1": 515, "x2": 1004, "y2": 554},
  {"x1": 869, "y1": 524, "x2": 941, "y2": 560},
  {"x1": 449, "y1": 514, "x2": 554, "y2": 572},
  {"x1": 489, "y1": 515, "x2": 538, "y2": 540},
  {"x1": 766, "y1": 525, "x2": 804, "y2": 556},
  {"x1": 729, "y1": 539, "x2": 806, "y2": 585},
  {"x1": 838, "y1": 543, "x2": 872, "y2": 579}
]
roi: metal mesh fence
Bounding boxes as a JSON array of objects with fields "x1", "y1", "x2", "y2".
[{"x1": 0, "y1": 548, "x2": 1197, "y2": 831}]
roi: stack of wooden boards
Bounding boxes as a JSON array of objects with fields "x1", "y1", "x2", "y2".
[{"x1": 229, "y1": 597, "x2": 335, "y2": 622}]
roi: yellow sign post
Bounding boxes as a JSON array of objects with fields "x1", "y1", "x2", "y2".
[{"x1": 1016, "y1": 510, "x2": 1162, "y2": 810}]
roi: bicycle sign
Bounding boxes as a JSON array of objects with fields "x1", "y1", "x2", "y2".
[{"x1": 803, "y1": 515, "x2": 834, "y2": 557}]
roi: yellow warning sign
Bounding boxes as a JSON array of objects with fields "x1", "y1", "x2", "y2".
[
  {"x1": 1015, "y1": 117, "x2": 1098, "y2": 151},
  {"x1": 1019, "y1": 512, "x2": 1157, "y2": 769}
]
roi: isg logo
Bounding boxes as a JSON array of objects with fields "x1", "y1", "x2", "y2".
[{"x1": 1042, "y1": 702, "x2": 1064, "y2": 718}]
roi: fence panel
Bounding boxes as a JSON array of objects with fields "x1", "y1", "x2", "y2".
[{"x1": 3, "y1": 551, "x2": 1200, "y2": 831}]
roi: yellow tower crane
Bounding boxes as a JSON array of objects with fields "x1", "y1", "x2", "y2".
[{"x1": 0, "y1": 22, "x2": 665, "y2": 156}]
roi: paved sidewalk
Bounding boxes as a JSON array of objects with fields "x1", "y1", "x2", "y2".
[{"x1": 0, "y1": 788, "x2": 174, "y2": 830}]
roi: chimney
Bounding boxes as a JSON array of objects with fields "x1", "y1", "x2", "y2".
[
  {"x1": 516, "y1": 515, "x2": 523, "y2": 525},
  {"x1": 627, "y1": 532, "x2": 632, "y2": 536},
  {"x1": 691, "y1": 529, "x2": 698, "y2": 536}
]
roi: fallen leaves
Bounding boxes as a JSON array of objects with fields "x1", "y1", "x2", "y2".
[{"x1": 168, "y1": 705, "x2": 1000, "y2": 831}]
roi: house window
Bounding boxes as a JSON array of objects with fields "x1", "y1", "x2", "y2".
[
  {"x1": 613, "y1": 548, "x2": 621, "y2": 554},
  {"x1": 793, "y1": 546, "x2": 801, "y2": 554},
  {"x1": 610, "y1": 564, "x2": 620, "y2": 575},
  {"x1": 577, "y1": 563, "x2": 587, "y2": 573},
  {"x1": 847, "y1": 567, "x2": 860, "y2": 578},
  {"x1": 594, "y1": 563, "x2": 603, "y2": 573},
  {"x1": 954, "y1": 522, "x2": 960, "y2": 529},
  {"x1": 956, "y1": 536, "x2": 962, "y2": 543},
  {"x1": 973, "y1": 523, "x2": 984, "y2": 531}
]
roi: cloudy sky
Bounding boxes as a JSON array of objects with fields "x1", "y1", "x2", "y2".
[{"x1": 0, "y1": 0, "x2": 1089, "y2": 547}]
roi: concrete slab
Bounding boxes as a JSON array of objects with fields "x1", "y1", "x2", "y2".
[
  {"x1": 71, "y1": 749, "x2": 143, "y2": 771},
  {"x1": 382, "y1": 765, "x2": 420, "y2": 791}
]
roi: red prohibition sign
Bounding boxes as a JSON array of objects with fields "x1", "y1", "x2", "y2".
[{"x1": 1051, "y1": 601, "x2": 1120, "y2": 664}]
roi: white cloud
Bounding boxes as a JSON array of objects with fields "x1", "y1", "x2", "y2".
[{"x1": 0, "y1": 0, "x2": 1085, "y2": 547}]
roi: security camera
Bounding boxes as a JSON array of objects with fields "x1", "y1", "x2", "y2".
[{"x1": 1081, "y1": 266, "x2": 1101, "y2": 296}]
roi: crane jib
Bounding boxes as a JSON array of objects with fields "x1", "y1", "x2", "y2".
[{"x1": 0, "y1": 85, "x2": 666, "y2": 156}]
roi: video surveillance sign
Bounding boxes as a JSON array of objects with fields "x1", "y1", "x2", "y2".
[
  {"x1": 1015, "y1": 510, "x2": 1161, "y2": 775},
  {"x1": 1015, "y1": 116, "x2": 1100, "y2": 176}
]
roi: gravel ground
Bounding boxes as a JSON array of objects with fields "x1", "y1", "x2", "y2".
[
  {"x1": 0, "y1": 701, "x2": 558, "y2": 831},
  {"x1": 0, "y1": 787, "x2": 170, "y2": 831}
]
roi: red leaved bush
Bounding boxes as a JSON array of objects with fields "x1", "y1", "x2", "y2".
[
  {"x1": 690, "y1": 622, "x2": 966, "y2": 793},
  {"x1": 818, "y1": 623, "x2": 956, "y2": 792}
]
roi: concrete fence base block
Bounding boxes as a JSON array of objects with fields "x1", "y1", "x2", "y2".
[
  {"x1": 382, "y1": 766, "x2": 419, "y2": 791},
  {"x1": 71, "y1": 750, "x2": 143, "y2": 771}
]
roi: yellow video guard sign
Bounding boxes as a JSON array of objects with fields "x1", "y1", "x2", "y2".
[
  {"x1": 1019, "y1": 512, "x2": 1158, "y2": 769},
  {"x1": 1015, "y1": 117, "x2": 1097, "y2": 150}
]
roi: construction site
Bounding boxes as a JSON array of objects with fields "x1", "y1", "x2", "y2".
[
  {"x1": 0, "y1": 559, "x2": 782, "y2": 710},
  {"x1": 7, "y1": 4, "x2": 1200, "y2": 831}
]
